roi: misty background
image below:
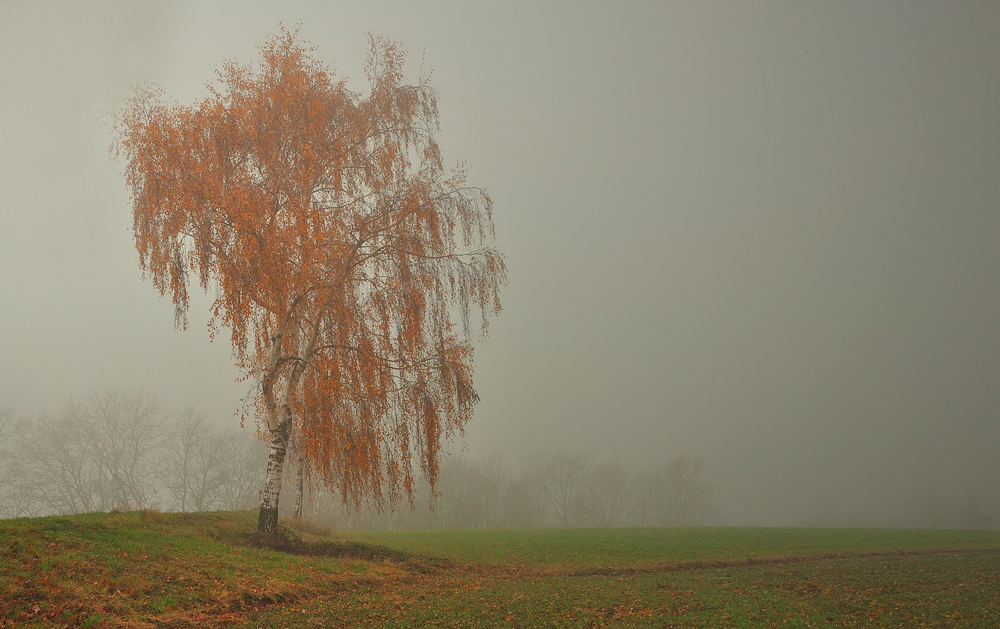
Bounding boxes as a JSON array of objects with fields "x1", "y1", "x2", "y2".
[{"x1": 1, "y1": 1, "x2": 998, "y2": 527}]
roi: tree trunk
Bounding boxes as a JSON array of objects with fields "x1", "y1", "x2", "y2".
[
  {"x1": 257, "y1": 416, "x2": 292, "y2": 533},
  {"x1": 292, "y1": 454, "x2": 304, "y2": 520},
  {"x1": 257, "y1": 329, "x2": 312, "y2": 533}
]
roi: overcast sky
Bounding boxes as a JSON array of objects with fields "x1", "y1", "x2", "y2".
[{"x1": 2, "y1": 1, "x2": 998, "y2": 525}]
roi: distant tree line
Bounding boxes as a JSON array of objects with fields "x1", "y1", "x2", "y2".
[
  {"x1": 8, "y1": 392, "x2": 991, "y2": 530},
  {"x1": 0, "y1": 391, "x2": 719, "y2": 529},
  {"x1": 0, "y1": 391, "x2": 266, "y2": 518},
  {"x1": 301, "y1": 450, "x2": 720, "y2": 530}
]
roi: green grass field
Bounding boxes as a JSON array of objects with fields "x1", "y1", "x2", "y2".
[{"x1": 1, "y1": 511, "x2": 998, "y2": 628}]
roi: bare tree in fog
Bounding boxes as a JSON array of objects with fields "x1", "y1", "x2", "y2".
[
  {"x1": 71, "y1": 390, "x2": 167, "y2": 511},
  {"x1": 544, "y1": 451, "x2": 592, "y2": 527},
  {"x1": 635, "y1": 455, "x2": 716, "y2": 527},
  {"x1": 436, "y1": 455, "x2": 508, "y2": 528},
  {"x1": 214, "y1": 428, "x2": 269, "y2": 511},
  {"x1": 12, "y1": 412, "x2": 102, "y2": 515},
  {"x1": 664, "y1": 455, "x2": 716, "y2": 526},
  {"x1": 7, "y1": 391, "x2": 166, "y2": 516},
  {"x1": 580, "y1": 462, "x2": 632, "y2": 527},
  {"x1": 505, "y1": 453, "x2": 550, "y2": 527},
  {"x1": 0, "y1": 407, "x2": 13, "y2": 452},
  {"x1": 502, "y1": 476, "x2": 541, "y2": 528},
  {"x1": 162, "y1": 408, "x2": 227, "y2": 512},
  {"x1": 0, "y1": 408, "x2": 14, "y2": 516},
  {"x1": 0, "y1": 393, "x2": 278, "y2": 518}
]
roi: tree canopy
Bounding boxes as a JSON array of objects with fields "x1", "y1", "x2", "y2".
[{"x1": 115, "y1": 29, "x2": 505, "y2": 530}]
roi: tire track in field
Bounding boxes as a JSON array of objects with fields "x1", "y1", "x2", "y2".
[{"x1": 458, "y1": 545, "x2": 1000, "y2": 580}]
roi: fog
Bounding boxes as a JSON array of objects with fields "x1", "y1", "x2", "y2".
[{"x1": 1, "y1": 1, "x2": 998, "y2": 527}]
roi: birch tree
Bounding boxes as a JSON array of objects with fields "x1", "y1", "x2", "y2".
[{"x1": 116, "y1": 28, "x2": 505, "y2": 532}]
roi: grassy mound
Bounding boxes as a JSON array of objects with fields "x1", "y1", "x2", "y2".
[{"x1": 0, "y1": 510, "x2": 393, "y2": 628}]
